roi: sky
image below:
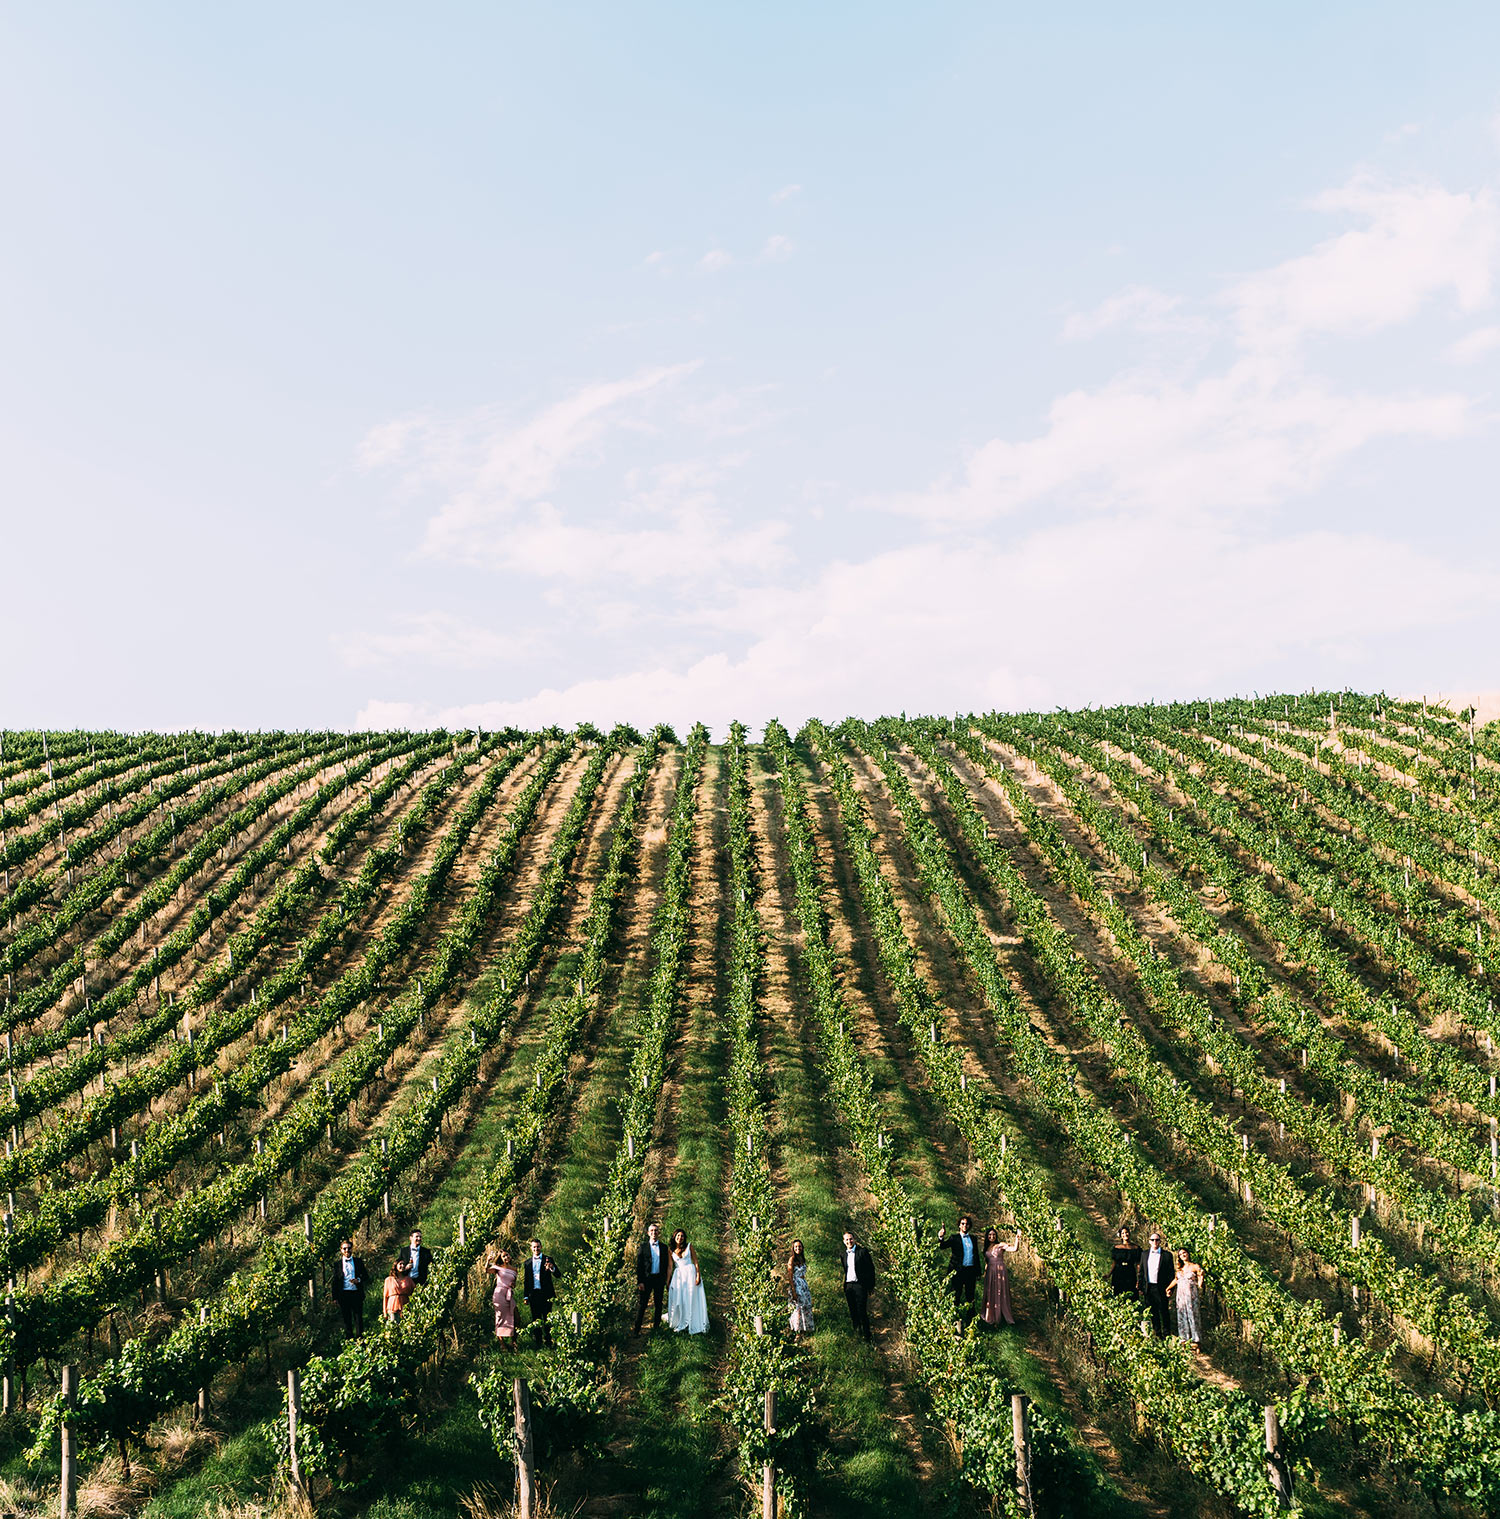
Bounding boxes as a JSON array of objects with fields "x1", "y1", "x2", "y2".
[{"x1": 4, "y1": 3, "x2": 1500, "y2": 735}]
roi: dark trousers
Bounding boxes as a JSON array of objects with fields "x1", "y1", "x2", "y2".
[
  {"x1": 1143, "y1": 1283, "x2": 1171, "y2": 1338},
  {"x1": 844, "y1": 1282, "x2": 872, "y2": 1341},
  {"x1": 526, "y1": 1295, "x2": 554, "y2": 1345},
  {"x1": 635, "y1": 1277, "x2": 666, "y2": 1332},
  {"x1": 336, "y1": 1291, "x2": 364, "y2": 1339},
  {"x1": 953, "y1": 1265, "x2": 981, "y2": 1317}
]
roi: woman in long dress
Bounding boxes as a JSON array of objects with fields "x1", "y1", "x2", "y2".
[
  {"x1": 486, "y1": 1246, "x2": 518, "y2": 1349},
  {"x1": 666, "y1": 1227, "x2": 709, "y2": 1334},
  {"x1": 980, "y1": 1227, "x2": 1021, "y2": 1328},
  {"x1": 1166, "y1": 1247, "x2": 1205, "y2": 1354},
  {"x1": 383, "y1": 1258, "x2": 414, "y2": 1319},
  {"x1": 1109, "y1": 1226, "x2": 1141, "y2": 1297},
  {"x1": 786, "y1": 1239, "x2": 814, "y2": 1333}
]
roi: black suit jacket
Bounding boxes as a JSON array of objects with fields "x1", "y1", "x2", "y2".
[
  {"x1": 636, "y1": 1240, "x2": 670, "y2": 1284},
  {"x1": 331, "y1": 1253, "x2": 368, "y2": 1297},
  {"x1": 837, "y1": 1245, "x2": 875, "y2": 1291},
  {"x1": 521, "y1": 1254, "x2": 558, "y2": 1303},
  {"x1": 397, "y1": 1244, "x2": 434, "y2": 1285},
  {"x1": 1138, "y1": 1247, "x2": 1174, "y2": 1293},
  {"x1": 936, "y1": 1232, "x2": 983, "y2": 1275}
]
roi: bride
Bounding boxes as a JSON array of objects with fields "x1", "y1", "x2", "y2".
[{"x1": 665, "y1": 1227, "x2": 708, "y2": 1334}]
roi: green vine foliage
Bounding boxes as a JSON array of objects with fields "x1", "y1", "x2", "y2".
[
  {"x1": 0, "y1": 733, "x2": 485, "y2": 1232},
  {"x1": 926, "y1": 708, "x2": 1500, "y2": 1508},
  {"x1": 28, "y1": 735, "x2": 607, "y2": 1459},
  {"x1": 710, "y1": 722, "x2": 817, "y2": 1516},
  {"x1": 766, "y1": 720, "x2": 1072, "y2": 1519},
  {"x1": 282, "y1": 727, "x2": 662, "y2": 1483},
  {"x1": 488, "y1": 726, "x2": 709, "y2": 1462},
  {"x1": 7, "y1": 737, "x2": 540, "y2": 1375},
  {"x1": 801, "y1": 719, "x2": 1284, "y2": 1517}
]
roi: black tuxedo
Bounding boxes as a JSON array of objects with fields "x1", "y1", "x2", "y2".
[
  {"x1": 522, "y1": 1252, "x2": 558, "y2": 1344},
  {"x1": 837, "y1": 1244, "x2": 875, "y2": 1341},
  {"x1": 397, "y1": 1244, "x2": 435, "y2": 1286},
  {"x1": 634, "y1": 1238, "x2": 670, "y2": 1332},
  {"x1": 331, "y1": 1252, "x2": 368, "y2": 1338},
  {"x1": 936, "y1": 1231, "x2": 983, "y2": 1317},
  {"x1": 1137, "y1": 1246, "x2": 1173, "y2": 1337}
]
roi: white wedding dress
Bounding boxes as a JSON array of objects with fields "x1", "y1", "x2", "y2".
[{"x1": 666, "y1": 1247, "x2": 709, "y2": 1334}]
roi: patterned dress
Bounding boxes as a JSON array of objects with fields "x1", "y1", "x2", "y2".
[
  {"x1": 1174, "y1": 1265, "x2": 1202, "y2": 1344},
  {"x1": 788, "y1": 1261, "x2": 814, "y2": 1332}
]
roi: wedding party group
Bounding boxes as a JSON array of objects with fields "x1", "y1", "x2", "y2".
[
  {"x1": 328, "y1": 1214, "x2": 1029, "y2": 1348},
  {"x1": 1109, "y1": 1226, "x2": 1208, "y2": 1352}
]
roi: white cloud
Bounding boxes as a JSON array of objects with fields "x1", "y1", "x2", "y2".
[
  {"x1": 337, "y1": 612, "x2": 533, "y2": 670},
  {"x1": 356, "y1": 364, "x2": 701, "y2": 563},
  {"x1": 357, "y1": 369, "x2": 790, "y2": 592},
  {"x1": 353, "y1": 149, "x2": 1500, "y2": 738},
  {"x1": 1061, "y1": 286, "x2": 1191, "y2": 341},
  {"x1": 356, "y1": 516, "x2": 1499, "y2": 735},
  {"x1": 760, "y1": 234, "x2": 795, "y2": 263},
  {"x1": 1448, "y1": 324, "x2": 1500, "y2": 362},
  {"x1": 1231, "y1": 178, "x2": 1500, "y2": 351},
  {"x1": 893, "y1": 362, "x2": 1468, "y2": 522},
  {"x1": 700, "y1": 248, "x2": 734, "y2": 272},
  {"x1": 770, "y1": 184, "x2": 802, "y2": 203},
  {"x1": 479, "y1": 501, "x2": 788, "y2": 585},
  {"x1": 893, "y1": 173, "x2": 1494, "y2": 525}
]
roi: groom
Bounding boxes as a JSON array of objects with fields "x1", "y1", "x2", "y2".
[
  {"x1": 522, "y1": 1238, "x2": 558, "y2": 1346},
  {"x1": 838, "y1": 1228, "x2": 875, "y2": 1343},
  {"x1": 934, "y1": 1215, "x2": 983, "y2": 1323},
  {"x1": 634, "y1": 1222, "x2": 669, "y2": 1334}
]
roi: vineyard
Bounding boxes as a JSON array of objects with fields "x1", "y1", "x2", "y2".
[{"x1": 1, "y1": 695, "x2": 1499, "y2": 1518}]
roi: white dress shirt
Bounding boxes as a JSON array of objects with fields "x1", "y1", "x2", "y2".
[{"x1": 845, "y1": 1247, "x2": 857, "y2": 1283}]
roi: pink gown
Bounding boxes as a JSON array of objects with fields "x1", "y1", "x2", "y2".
[
  {"x1": 981, "y1": 1244, "x2": 1015, "y2": 1326},
  {"x1": 490, "y1": 1265, "x2": 517, "y2": 1339}
]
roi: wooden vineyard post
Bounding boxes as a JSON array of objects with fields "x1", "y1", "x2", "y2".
[
  {"x1": 1265, "y1": 1406, "x2": 1293, "y2": 1509},
  {"x1": 59, "y1": 1365, "x2": 77, "y2": 1519},
  {"x1": 305, "y1": 1214, "x2": 315, "y2": 1303},
  {"x1": 514, "y1": 1378, "x2": 536, "y2": 1519},
  {"x1": 287, "y1": 1368, "x2": 303, "y2": 1495},
  {"x1": 458, "y1": 1213, "x2": 468, "y2": 1302},
  {"x1": 1012, "y1": 1393, "x2": 1033, "y2": 1517},
  {"x1": 2, "y1": 1289, "x2": 12, "y2": 1414},
  {"x1": 196, "y1": 1307, "x2": 209, "y2": 1421},
  {"x1": 763, "y1": 1385, "x2": 778, "y2": 1519}
]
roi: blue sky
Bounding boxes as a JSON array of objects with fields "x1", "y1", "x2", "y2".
[{"x1": 5, "y1": 4, "x2": 1500, "y2": 732}]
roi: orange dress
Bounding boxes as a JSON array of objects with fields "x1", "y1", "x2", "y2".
[{"x1": 383, "y1": 1271, "x2": 414, "y2": 1317}]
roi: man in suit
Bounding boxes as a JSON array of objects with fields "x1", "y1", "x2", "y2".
[
  {"x1": 522, "y1": 1237, "x2": 558, "y2": 1346},
  {"x1": 331, "y1": 1237, "x2": 367, "y2": 1339},
  {"x1": 397, "y1": 1227, "x2": 434, "y2": 1287},
  {"x1": 935, "y1": 1215, "x2": 983, "y2": 1322},
  {"x1": 634, "y1": 1222, "x2": 669, "y2": 1334},
  {"x1": 1138, "y1": 1229, "x2": 1173, "y2": 1338},
  {"x1": 838, "y1": 1229, "x2": 875, "y2": 1343}
]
